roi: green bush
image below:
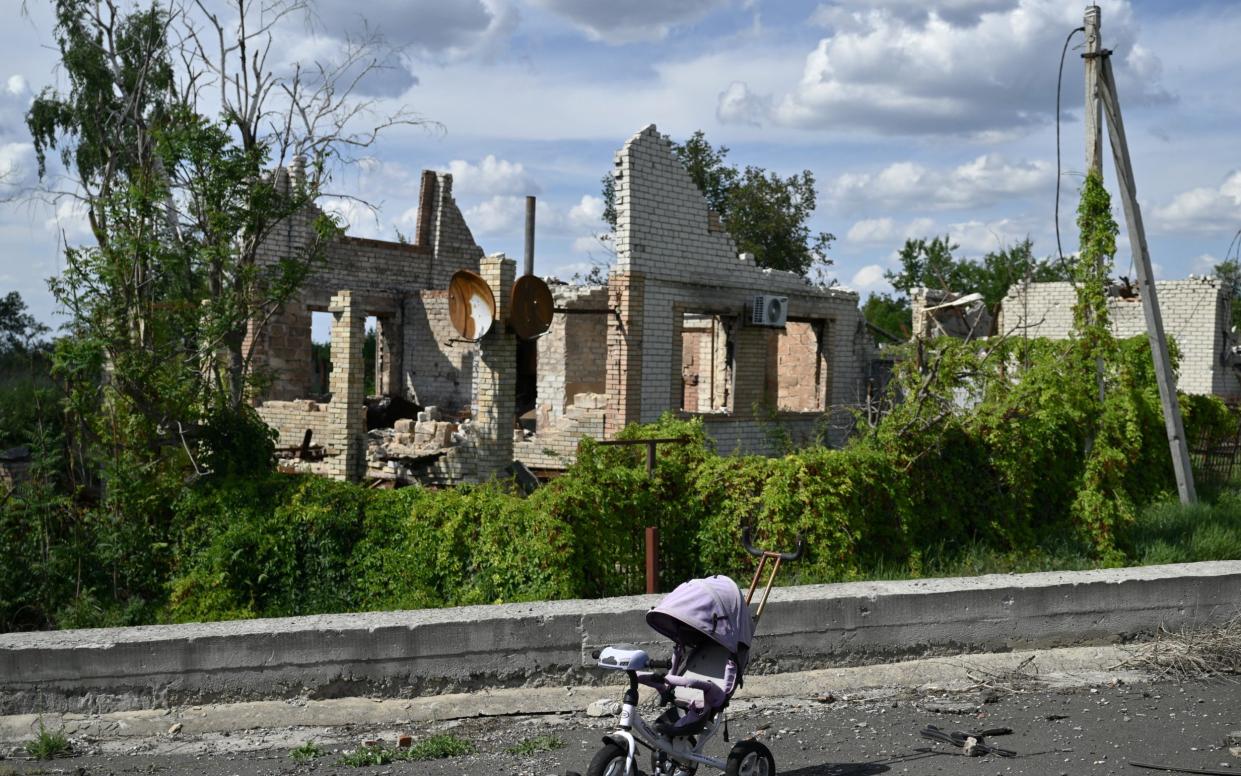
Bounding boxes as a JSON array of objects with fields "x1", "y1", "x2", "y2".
[{"x1": 166, "y1": 475, "x2": 578, "y2": 621}]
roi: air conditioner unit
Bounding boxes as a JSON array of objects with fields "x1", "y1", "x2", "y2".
[{"x1": 750, "y1": 294, "x2": 788, "y2": 327}]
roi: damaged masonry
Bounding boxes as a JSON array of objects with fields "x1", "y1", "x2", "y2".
[{"x1": 247, "y1": 125, "x2": 882, "y2": 485}]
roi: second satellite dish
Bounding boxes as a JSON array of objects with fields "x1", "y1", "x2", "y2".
[
  {"x1": 510, "y1": 275, "x2": 554, "y2": 340},
  {"x1": 448, "y1": 270, "x2": 496, "y2": 341}
]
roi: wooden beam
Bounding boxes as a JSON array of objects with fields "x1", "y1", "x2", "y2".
[{"x1": 1097, "y1": 54, "x2": 1197, "y2": 504}]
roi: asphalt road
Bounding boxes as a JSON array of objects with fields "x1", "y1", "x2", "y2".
[{"x1": 4, "y1": 678, "x2": 1240, "y2": 776}]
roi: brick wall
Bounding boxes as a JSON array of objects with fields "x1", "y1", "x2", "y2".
[
  {"x1": 999, "y1": 279, "x2": 1240, "y2": 399},
  {"x1": 474, "y1": 256, "x2": 517, "y2": 478},
  {"x1": 606, "y1": 124, "x2": 873, "y2": 448},
  {"x1": 250, "y1": 170, "x2": 483, "y2": 406},
  {"x1": 536, "y1": 284, "x2": 608, "y2": 420}
]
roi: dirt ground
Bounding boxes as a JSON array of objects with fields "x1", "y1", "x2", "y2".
[{"x1": 3, "y1": 668, "x2": 1241, "y2": 776}]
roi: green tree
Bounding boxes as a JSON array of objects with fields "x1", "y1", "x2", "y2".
[
  {"x1": 0, "y1": 292, "x2": 49, "y2": 355},
  {"x1": 1214, "y1": 258, "x2": 1241, "y2": 330},
  {"x1": 602, "y1": 130, "x2": 834, "y2": 278},
  {"x1": 860, "y1": 293, "x2": 910, "y2": 340},
  {"x1": 27, "y1": 0, "x2": 416, "y2": 487},
  {"x1": 870, "y1": 236, "x2": 1072, "y2": 336}
]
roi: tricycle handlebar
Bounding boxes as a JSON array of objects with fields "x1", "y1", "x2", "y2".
[{"x1": 742, "y1": 526, "x2": 804, "y2": 561}]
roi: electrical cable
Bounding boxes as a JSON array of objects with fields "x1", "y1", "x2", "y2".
[{"x1": 1055, "y1": 26, "x2": 1086, "y2": 269}]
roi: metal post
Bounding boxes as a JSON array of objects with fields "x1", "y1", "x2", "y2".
[
  {"x1": 645, "y1": 526, "x2": 659, "y2": 594},
  {"x1": 1097, "y1": 55, "x2": 1197, "y2": 504},
  {"x1": 645, "y1": 440, "x2": 656, "y2": 476},
  {"x1": 523, "y1": 195, "x2": 536, "y2": 277}
]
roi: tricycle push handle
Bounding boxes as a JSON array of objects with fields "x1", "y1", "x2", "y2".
[{"x1": 741, "y1": 526, "x2": 804, "y2": 561}]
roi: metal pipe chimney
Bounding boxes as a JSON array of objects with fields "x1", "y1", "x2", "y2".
[{"x1": 523, "y1": 195, "x2": 536, "y2": 277}]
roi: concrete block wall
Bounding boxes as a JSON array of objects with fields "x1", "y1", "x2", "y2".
[
  {"x1": 1000, "y1": 278, "x2": 1240, "y2": 399},
  {"x1": 606, "y1": 125, "x2": 871, "y2": 446},
  {"x1": 11, "y1": 560, "x2": 1237, "y2": 713}
]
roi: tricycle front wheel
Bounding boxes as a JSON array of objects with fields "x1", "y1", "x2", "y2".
[
  {"x1": 587, "y1": 740, "x2": 639, "y2": 776},
  {"x1": 725, "y1": 739, "x2": 775, "y2": 776}
]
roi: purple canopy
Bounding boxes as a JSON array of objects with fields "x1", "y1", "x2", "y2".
[{"x1": 646, "y1": 575, "x2": 754, "y2": 666}]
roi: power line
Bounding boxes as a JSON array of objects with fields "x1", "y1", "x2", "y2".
[{"x1": 1055, "y1": 25, "x2": 1086, "y2": 269}]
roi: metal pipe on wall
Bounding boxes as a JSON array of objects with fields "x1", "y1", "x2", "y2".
[{"x1": 524, "y1": 195, "x2": 536, "y2": 277}]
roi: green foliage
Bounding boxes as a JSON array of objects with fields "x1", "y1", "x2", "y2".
[
  {"x1": 290, "y1": 741, "x2": 325, "y2": 762},
  {"x1": 199, "y1": 402, "x2": 277, "y2": 477},
  {"x1": 1213, "y1": 258, "x2": 1241, "y2": 331},
  {"x1": 0, "y1": 292, "x2": 49, "y2": 354},
  {"x1": 336, "y1": 735, "x2": 474, "y2": 767},
  {"x1": 337, "y1": 744, "x2": 398, "y2": 767},
  {"x1": 601, "y1": 130, "x2": 834, "y2": 278},
  {"x1": 1120, "y1": 491, "x2": 1241, "y2": 565},
  {"x1": 406, "y1": 734, "x2": 475, "y2": 760},
  {"x1": 167, "y1": 476, "x2": 578, "y2": 621},
  {"x1": 1074, "y1": 171, "x2": 1120, "y2": 335},
  {"x1": 26, "y1": 722, "x2": 71, "y2": 760},
  {"x1": 506, "y1": 735, "x2": 565, "y2": 756},
  {"x1": 861, "y1": 292, "x2": 911, "y2": 341},
  {"x1": 886, "y1": 236, "x2": 1072, "y2": 317}
]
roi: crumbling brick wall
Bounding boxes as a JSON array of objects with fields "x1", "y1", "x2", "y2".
[
  {"x1": 604, "y1": 124, "x2": 872, "y2": 452},
  {"x1": 246, "y1": 170, "x2": 483, "y2": 409},
  {"x1": 999, "y1": 278, "x2": 1239, "y2": 399},
  {"x1": 249, "y1": 169, "x2": 486, "y2": 450},
  {"x1": 535, "y1": 284, "x2": 608, "y2": 421}
]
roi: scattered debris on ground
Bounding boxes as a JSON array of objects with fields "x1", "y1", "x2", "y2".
[{"x1": 1118, "y1": 618, "x2": 1241, "y2": 680}]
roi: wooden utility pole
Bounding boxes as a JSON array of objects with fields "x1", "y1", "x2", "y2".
[
  {"x1": 1083, "y1": 5, "x2": 1107, "y2": 405},
  {"x1": 1095, "y1": 52, "x2": 1197, "y2": 504},
  {"x1": 1084, "y1": 6, "x2": 1103, "y2": 176}
]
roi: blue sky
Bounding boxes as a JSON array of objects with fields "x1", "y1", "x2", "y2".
[{"x1": 3, "y1": 0, "x2": 1240, "y2": 330}]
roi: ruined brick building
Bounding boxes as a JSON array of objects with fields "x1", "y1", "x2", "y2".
[
  {"x1": 247, "y1": 126, "x2": 880, "y2": 484},
  {"x1": 997, "y1": 278, "x2": 1241, "y2": 400}
]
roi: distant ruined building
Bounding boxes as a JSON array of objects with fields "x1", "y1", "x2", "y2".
[{"x1": 246, "y1": 126, "x2": 882, "y2": 484}]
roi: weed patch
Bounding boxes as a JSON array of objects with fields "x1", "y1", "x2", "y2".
[
  {"x1": 25, "y1": 723, "x2": 71, "y2": 760},
  {"x1": 289, "y1": 741, "x2": 324, "y2": 762}
]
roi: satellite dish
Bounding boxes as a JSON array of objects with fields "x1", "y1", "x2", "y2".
[
  {"x1": 448, "y1": 270, "x2": 496, "y2": 341},
  {"x1": 510, "y1": 275, "x2": 555, "y2": 340}
]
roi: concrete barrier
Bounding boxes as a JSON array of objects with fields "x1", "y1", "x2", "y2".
[{"x1": 3, "y1": 560, "x2": 1240, "y2": 714}]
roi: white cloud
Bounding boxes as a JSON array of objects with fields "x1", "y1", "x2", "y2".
[
  {"x1": 0, "y1": 142, "x2": 34, "y2": 191},
  {"x1": 444, "y1": 155, "x2": 538, "y2": 197},
  {"x1": 571, "y1": 235, "x2": 607, "y2": 255},
  {"x1": 1150, "y1": 171, "x2": 1241, "y2": 236},
  {"x1": 776, "y1": 0, "x2": 1165, "y2": 136},
  {"x1": 846, "y1": 218, "x2": 895, "y2": 244},
  {"x1": 465, "y1": 195, "x2": 525, "y2": 235},
  {"x1": 5, "y1": 75, "x2": 27, "y2": 96},
  {"x1": 850, "y1": 263, "x2": 887, "y2": 290},
  {"x1": 310, "y1": 0, "x2": 514, "y2": 57},
  {"x1": 716, "y1": 81, "x2": 771, "y2": 127},
  {"x1": 531, "y1": 0, "x2": 729, "y2": 43},
  {"x1": 320, "y1": 198, "x2": 383, "y2": 239},
  {"x1": 828, "y1": 153, "x2": 1053, "y2": 212},
  {"x1": 567, "y1": 194, "x2": 604, "y2": 229},
  {"x1": 43, "y1": 198, "x2": 93, "y2": 243},
  {"x1": 943, "y1": 218, "x2": 1031, "y2": 255},
  {"x1": 846, "y1": 216, "x2": 938, "y2": 246},
  {"x1": 1191, "y1": 253, "x2": 1220, "y2": 276}
]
